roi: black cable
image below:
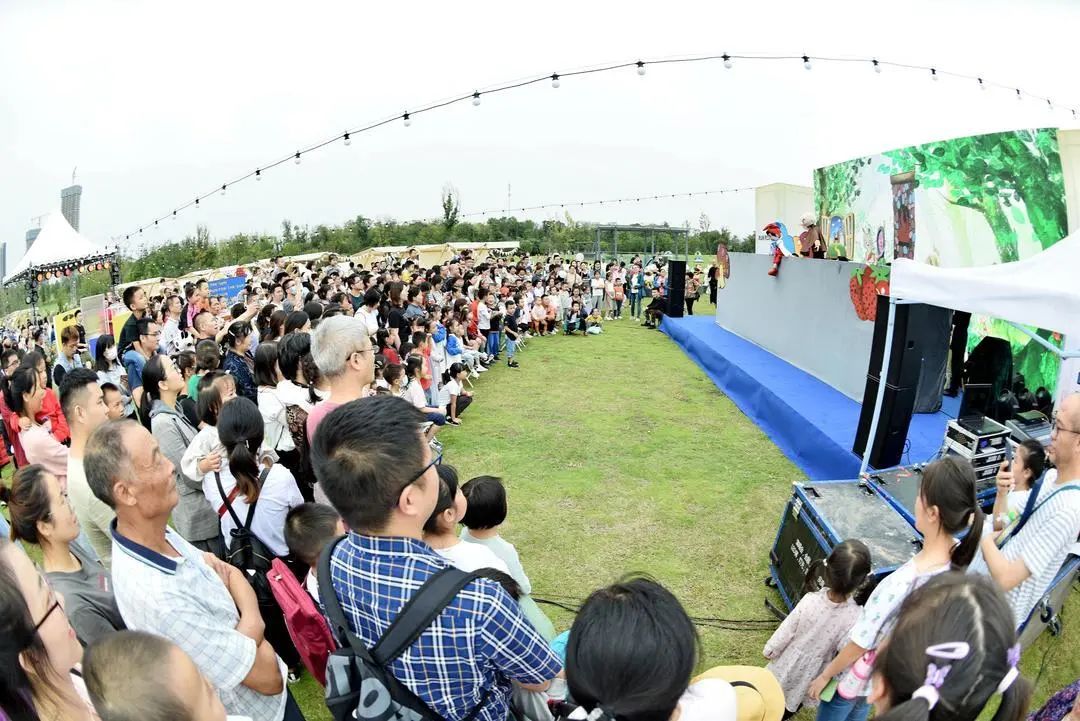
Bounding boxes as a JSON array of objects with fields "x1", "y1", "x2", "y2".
[
  {"x1": 118, "y1": 51, "x2": 1079, "y2": 241},
  {"x1": 533, "y1": 595, "x2": 779, "y2": 630}
]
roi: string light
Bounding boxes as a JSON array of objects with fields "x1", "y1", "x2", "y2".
[
  {"x1": 221, "y1": 184, "x2": 227, "y2": 196},
  {"x1": 458, "y1": 184, "x2": 755, "y2": 218},
  {"x1": 115, "y1": 52, "x2": 1080, "y2": 241}
]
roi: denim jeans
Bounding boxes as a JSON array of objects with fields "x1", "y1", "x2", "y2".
[
  {"x1": 486, "y1": 331, "x2": 501, "y2": 357},
  {"x1": 816, "y1": 695, "x2": 869, "y2": 721},
  {"x1": 629, "y1": 292, "x2": 642, "y2": 317},
  {"x1": 506, "y1": 339, "x2": 517, "y2": 358}
]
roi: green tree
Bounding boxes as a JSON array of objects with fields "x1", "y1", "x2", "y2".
[
  {"x1": 880, "y1": 129, "x2": 1066, "y2": 262},
  {"x1": 441, "y1": 185, "x2": 460, "y2": 231}
]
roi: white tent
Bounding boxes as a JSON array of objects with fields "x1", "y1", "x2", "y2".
[
  {"x1": 890, "y1": 230, "x2": 1080, "y2": 336},
  {"x1": 860, "y1": 230, "x2": 1080, "y2": 475},
  {"x1": 3, "y1": 212, "x2": 114, "y2": 285}
]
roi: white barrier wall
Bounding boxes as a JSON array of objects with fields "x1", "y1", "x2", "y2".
[{"x1": 715, "y1": 253, "x2": 875, "y2": 400}]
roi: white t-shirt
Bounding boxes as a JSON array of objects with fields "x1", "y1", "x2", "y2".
[
  {"x1": 678, "y1": 679, "x2": 738, "y2": 721},
  {"x1": 970, "y1": 473, "x2": 1080, "y2": 625},
  {"x1": 434, "y1": 541, "x2": 511, "y2": 574},
  {"x1": 477, "y1": 303, "x2": 491, "y2": 330},
  {"x1": 405, "y1": 380, "x2": 428, "y2": 410},
  {"x1": 356, "y1": 306, "x2": 379, "y2": 337},
  {"x1": 438, "y1": 378, "x2": 462, "y2": 408},
  {"x1": 203, "y1": 464, "x2": 304, "y2": 557},
  {"x1": 590, "y1": 278, "x2": 605, "y2": 297}
]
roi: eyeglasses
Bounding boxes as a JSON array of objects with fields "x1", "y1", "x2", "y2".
[
  {"x1": 403, "y1": 449, "x2": 443, "y2": 489},
  {"x1": 1051, "y1": 413, "x2": 1080, "y2": 437}
]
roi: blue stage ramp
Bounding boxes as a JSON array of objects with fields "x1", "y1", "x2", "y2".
[{"x1": 663, "y1": 316, "x2": 958, "y2": 480}]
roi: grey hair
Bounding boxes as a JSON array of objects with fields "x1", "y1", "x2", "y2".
[
  {"x1": 84, "y1": 419, "x2": 139, "y2": 510},
  {"x1": 310, "y1": 315, "x2": 370, "y2": 379}
]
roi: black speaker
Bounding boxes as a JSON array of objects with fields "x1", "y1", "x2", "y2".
[
  {"x1": 854, "y1": 375, "x2": 917, "y2": 468},
  {"x1": 854, "y1": 295, "x2": 921, "y2": 468},
  {"x1": 666, "y1": 260, "x2": 686, "y2": 318}
]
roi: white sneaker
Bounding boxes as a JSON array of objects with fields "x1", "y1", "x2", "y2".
[
  {"x1": 476, "y1": 365, "x2": 488, "y2": 372},
  {"x1": 470, "y1": 369, "x2": 480, "y2": 378}
]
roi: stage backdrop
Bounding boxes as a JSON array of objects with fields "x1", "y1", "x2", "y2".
[
  {"x1": 714, "y1": 253, "x2": 875, "y2": 401},
  {"x1": 814, "y1": 127, "x2": 1073, "y2": 394}
]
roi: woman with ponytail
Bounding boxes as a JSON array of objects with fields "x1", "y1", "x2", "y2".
[
  {"x1": 143, "y1": 354, "x2": 224, "y2": 557},
  {"x1": 221, "y1": 320, "x2": 257, "y2": 402},
  {"x1": 868, "y1": 573, "x2": 1031, "y2": 721},
  {"x1": 809, "y1": 457, "x2": 984, "y2": 721},
  {"x1": 203, "y1": 396, "x2": 303, "y2": 559}
]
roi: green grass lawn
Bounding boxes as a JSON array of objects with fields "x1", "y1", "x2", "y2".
[{"x1": 3, "y1": 303, "x2": 1076, "y2": 719}]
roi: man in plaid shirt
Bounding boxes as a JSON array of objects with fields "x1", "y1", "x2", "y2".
[{"x1": 313, "y1": 396, "x2": 561, "y2": 721}]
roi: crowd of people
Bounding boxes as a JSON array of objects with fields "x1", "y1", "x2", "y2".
[{"x1": 0, "y1": 248, "x2": 1077, "y2": 721}]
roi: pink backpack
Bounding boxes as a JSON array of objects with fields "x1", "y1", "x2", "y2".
[{"x1": 268, "y1": 558, "x2": 336, "y2": 685}]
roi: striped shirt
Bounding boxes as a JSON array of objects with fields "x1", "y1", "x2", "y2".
[
  {"x1": 329, "y1": 533, "x2": 562, "y2": 721},
  {"x1": 970, "y1": 474, "x2": 1080, "y2": 625}
]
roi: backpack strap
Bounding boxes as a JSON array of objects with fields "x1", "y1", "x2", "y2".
[
  {"x1": 999, "y1": 481, "x2": 1080, "y2": 548},
  {"x1": 372, "y1": 566, "x2": 482, "y2": 665},
  {"x1": 216, "y1": 466, "x2": 272, "y2": 534},
  {"x1": 318, "y1": 536, "x2": 376, "y2": 663}
]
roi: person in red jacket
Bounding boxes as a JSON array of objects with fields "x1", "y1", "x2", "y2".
[{"x1": 4, "y1": 351, "x2": 69, "y2": 466}]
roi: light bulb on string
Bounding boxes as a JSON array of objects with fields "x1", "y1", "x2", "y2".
[
  {"x1": 872, "y1": 59, "x2": 881, "y2": 73},
  {"x1": 722, "y1": 54, "x2": 732, "y2": 69},
  {"x1": 221, "y1": 184, "x2": 227, "y2": 196},
  {"x1": 173, "y1": 210, "x2": 177, "y2": 220},
  {"x1": 551, "y1": 73, "x2": 560, "y2": 88},
  {"x1": 195, "y1": 198, "x2": 200, "y2": 209},
  {"x1": 343, "y1": 132, "x2": 351, "y2": 146},
  {"x1": 255, "y1": 169, "x2": 262, "y2": 181},
  {"x1": 931, "y1": 68, "x2": 938, "y2": 81},
  {"x1": 1017, "y1": 89, "x2": 1023, "y2": 101},
  {"x1": 403, "y1": 112, "x2": 412, "y2": 127},
  {"x1": 636, "y1": 60, "x2": 646, "y2": 76},
  {"x1": 472, "y1": 91, "x2": 481, "y2": 106},
  {"x1": 294, "y1": 152, "x2": 301, "y2": 165},
  {"x1": 1047, "y1": 99, "x2": 1054, "y2": 111},
  {"x1": 802, "y1": 55, "x2": 811, "y2": 70}
]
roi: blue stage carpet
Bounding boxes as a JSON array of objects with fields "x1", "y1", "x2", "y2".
[{"x1": 663, "y1": 315, "x2": 960, "y2": 480}]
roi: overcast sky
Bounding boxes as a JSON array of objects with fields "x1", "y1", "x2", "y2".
[{"x1": 3, "y1": 0, "x2": 1078, "y2": 271}]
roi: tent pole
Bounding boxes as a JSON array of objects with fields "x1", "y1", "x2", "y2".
[
  {"x1": 1005, "y1": 321, "x2": 1080, "y2": 358},
  {"x1": 859, "y1": 295, "x2": 897, "y2": 477}
]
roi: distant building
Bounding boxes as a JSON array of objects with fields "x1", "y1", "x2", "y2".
[
  {"x1": 26, "y1": 227, "x2": 40, "y2": 253},
  {"x1": 0, "y1": 242, "x2": 6, "y2": 280},
  {"x1": 61, "y1": 184, "x2": 83, "y2": 231}
]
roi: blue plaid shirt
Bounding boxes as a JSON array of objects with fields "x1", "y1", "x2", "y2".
[{"x1": 330, "y1": 533, "x2": 561, "y2": 721}]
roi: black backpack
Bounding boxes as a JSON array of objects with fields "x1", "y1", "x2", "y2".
[
  {"x1": 216, "y1": 467, "x2": 276, "y2": 606},
  {"x1": 318, "y1": 537, "x2": 489, "y2": 721}
]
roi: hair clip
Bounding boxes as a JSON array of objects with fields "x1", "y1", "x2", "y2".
[
  {"x1": 911, "y1": 663, "x2": 952, "y2": 709},
  {"x1": 996, "y1": 644, "x2": 1021, "y2": 694},
  {"x1": 925, "y1": 642, "x2": 971, "y2": 660}
]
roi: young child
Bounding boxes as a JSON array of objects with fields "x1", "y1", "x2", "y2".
[
  {"x1": 585, "y1": 306, "x2": 604, "y2": 335},
  {"x1": 868, "y1": 573, "x2": 1030, "y2": 721},
  {"x1": 764, "y1": 540, "x2": 872, "y2": 718},
  {"x1": 808, "y1": 458, "x2": 986, "y2": 721},
  {"x1": 530, "y1": 296, "x2": 547, "y2": 336},
  {"x1": 992, "y1": 439, "x2": 1047, "y2": 532},
  {"x1": 284, "y1": 502, "x2": 346, "y2": 604},
  {"x1": 438, "y1": 362, "x2": 472, "y2": 425},
  {"x1": 503, "y1": 299, "x2": 521, "y2": 369},
  {"x1": 460, "y1": 475, "x2": 557, "y2": 640},
  {"x1": 100, "y1": 382, "x2": 128, "y2": 421},
  {"x1": 424, "y1": 465, "x2": 510, "y2": 573},
  {"x1": 179, "y1": 371, "x2": 237, "y2": 489},
  {"x1": 564, "y1": 301, "x2": 585, "y2": 335}
]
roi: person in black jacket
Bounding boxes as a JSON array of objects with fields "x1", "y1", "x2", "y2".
[{"x1": 643, "y1": 287, "x2": 667, "y2": 329}]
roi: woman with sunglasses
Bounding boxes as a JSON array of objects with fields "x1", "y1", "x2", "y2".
[
  {"x1": 2, "y1": 466, "x2": 125, "y2": 646},
  {"x1": 0, "y1": 536, "x2": 99, "y2": 721}
]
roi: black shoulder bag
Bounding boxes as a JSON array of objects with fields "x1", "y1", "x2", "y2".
[{"x1": 216, "y1": 466, "x2": 276, "y2": 606}]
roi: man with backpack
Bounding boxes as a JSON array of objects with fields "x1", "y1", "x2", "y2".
[
  {"x1": 83, "y1": 419, "x2": 304, "y2": 721},
  {"x1": 312, "y1": 396, "x2": 561, "y2": 721}
]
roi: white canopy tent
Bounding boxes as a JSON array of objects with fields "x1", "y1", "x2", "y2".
[
  {"x1": 3, "y1": 212, "x2": 115, "y2": 285},
  {"x1": 860, "y1": 230, "x2": 1080, "y2": 475}
]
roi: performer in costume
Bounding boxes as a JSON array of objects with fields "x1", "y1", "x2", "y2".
[{"x1": 798, "y1": 213, "x2": 825, "y2": 258}]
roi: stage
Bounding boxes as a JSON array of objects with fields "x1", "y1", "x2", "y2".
[{"x1": 663, "y1": 315, "x2": 961, "y2": 480}]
